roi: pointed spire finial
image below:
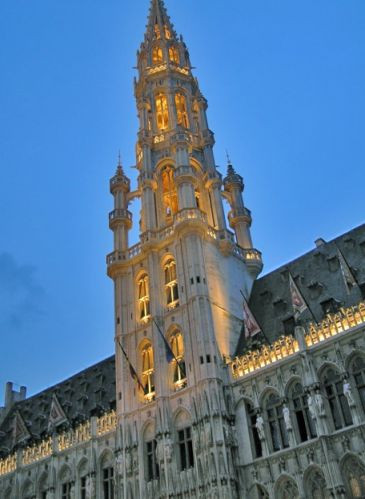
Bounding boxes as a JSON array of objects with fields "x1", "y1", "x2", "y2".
[{"x1": 116, "y1": 151, "x2": 124, "y2": 176}]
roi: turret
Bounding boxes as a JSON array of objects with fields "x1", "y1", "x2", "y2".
[{"x1": 109, "y1": 157, "x2": 131, "y2": 252}]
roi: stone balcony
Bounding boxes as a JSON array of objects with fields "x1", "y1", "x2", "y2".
[{"x1": 108, "y1": 209, "x2": 132, "y2": 229}]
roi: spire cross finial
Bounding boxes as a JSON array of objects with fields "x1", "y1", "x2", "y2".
[
  {"x1": 118, "y1": 150, "x2": 122, "y2": 167},
  {"x1": 226, "y1": 149, "x2": 232, "y2": 165}
]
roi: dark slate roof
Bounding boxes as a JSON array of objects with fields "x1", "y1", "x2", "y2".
[
  {"x1": 243, "y1": 223, "x2": 365, "y2": 351},
  {"x1": 0, "y1": 356, "x2": 115, "y2": 456}
]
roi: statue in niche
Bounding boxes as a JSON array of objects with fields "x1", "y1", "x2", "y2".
[
  {"x1": 116, "y1": 453, "x2": 124, "y2": 476},
  {"x1": 315, "y1": 389, "x2": 325, "y2": 416},
  {"x1": 165, "y1": 436, "x2": 174, "y2": 462},
  {"x1": 282, "y1": 404, "x2": 292, "y2": 430},
  {"x1": 255, "y1": 414, "x2": 265, "y2": 440},
  {"x1": 156, "y1": 439, "x2": 164, "y2": 464},
  {"x1": 307, "y1": 393, "x2": 317, "y2": 421},
  {"x1": 343, "y1": 379, "x2": 356, "y2": 407},
  {"x1": 85, "y1": 475, "x2": 95, "y2": 498}
]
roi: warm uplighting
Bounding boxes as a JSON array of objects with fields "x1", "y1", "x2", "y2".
[{"x1": 155, "y1": 93, "x2": 169, "y2": 130}]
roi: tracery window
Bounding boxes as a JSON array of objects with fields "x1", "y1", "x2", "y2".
[
  {"x1": 146, "y1": 439, "x2": 159, "y2": 481},
  {"x1": 170, "y1": 330, "x2": 186, "y2": 388},
  {"x1": 138, "y1": 273, "x2": 150, "y2": 321},
  {"x1": 161, "y1": 166, "x2": 178, "y2": 218},
  {"x1": 247, "y1": 403, "x2": 262, "y2": 458},
  {"x1": 178, "y1": 427, "x2": 194, "y2": 470},
  {"x1": 152, "y1": 46, "x2": 163, "y2": 64},
  {"x1": 342, "y1": 456, "x2": 365, "y2": 498},
  {"x1": 142, "y1": 343, "x2": 155, "y2": 399},
  {"x1": 164, "y1": 259, "x2": 179, "y2": 308},
  {"x1": 164, "y1": 25, "x2": 171, "y2": 39},
  {"x1": 61, "y1": 482, "x2": 72, "y2": 499},
  {"x1": 265, "y1": 393, "x2": 288, "y2": 452},
  {"x1": 103, "y1": 467, "x2": 114, "y2": 499},
  {"x1": 175, "y1": 93, "x2": 189, "y2": 128},
  {"x1": 323, "y1": 368, "x2": 352, "y2": 429},
  {"x1": 154, "y1": 24, "x2": 161, "y2": 39},
  {"x1": 155, "y1": 93, "x2": 169, "y2": 130},
  {"x1": 256, "y1": 485, "x2": 269, "y2": 499},
  {"x1": 275, "y1": 478, "x2": 300, "y2": 499},
  {"x1": 306, "y1": 470, "x2": 329, "y2": 499},
  {"x1": 351, "y1": 356, "x2": 365, "y2": 412},
  {"x1": 169, "y1": 46, "x2": 180, "y2": 64},
  {"x1": 291, "y1": 382, "x2": 316, "y2": 442}
]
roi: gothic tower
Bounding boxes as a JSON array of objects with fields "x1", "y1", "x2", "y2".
[{"x1": 107, "y1": 1, "x2": 262, "y2": 497}]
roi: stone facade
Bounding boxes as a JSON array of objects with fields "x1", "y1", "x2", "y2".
[{"x1": 1, "y1": 1, "x2": 365, "y2": 498}]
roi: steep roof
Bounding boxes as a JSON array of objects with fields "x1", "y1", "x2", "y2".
[{"x1": 0, "y1": 356, "x2": 115, "y2": 456}]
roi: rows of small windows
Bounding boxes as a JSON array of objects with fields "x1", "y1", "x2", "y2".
[
  {"x1": 246, "y1": 356, "x2": 365, "y2": 458},
  {"x1": 137, "y1": 258, "x2": 179, "y2": 322},
  {"x1": 251, "y1": 455, "x2": 365, "y2": 499}
]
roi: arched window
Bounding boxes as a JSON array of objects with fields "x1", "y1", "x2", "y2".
[
  {"x1": 39, "y1": 474, "x2": 48, "y2": 499},
  {"x1": 265, "y1": 393, "x2": 289, "y2": 452},
  {"x1": 164, "y1": 258, "x2": 179, "y2": 308},
  {"x1": 246, "y1": 403, "x2": 262, "y2": 458},
  {"x1": 59, "y1": 467, "x2": 72, "y2": 499},
  {"x1": 152, "y1": 46, "x2": 163, "y2": 64},
  {"x1": 342, "y1": 456, "x2": 365, "y2": 498},
  {"x1": 275, "y1": 478, "x2": 300, "y2": 499},
  {"x1": 154, "y1": 24, "x2": 161, "y2": 40},
  {"x1": 323, "y1": 367, "x2": 352, "y2": 429},
  {"x1": 305, "y1": 469, "x2": 329, "y2": 499},
  {"x1": 254, "y1": 485, "x2": 269, "y2": 499},
  {"x1": 351, "y1": 356, "x2": 365, "y2": 412},
  {"x1": 144, "y1": 424, "x2": 159, "y2": 482},
  {"x1": 138, "y1": 273, "x2": 150, "y2": 321},
  {"x1": 290, "y1": 382, "x2": 316, "y2": 442},
  {"x1": 170, "y1": 329, "x2": 186, "y2": 389},
  {"x1": 175, "y1": 93, "x2": 189, "y2": 128},
  {"x1": 169, "y1": 46, "x2": 180, "y2": 64},
  {"x1": 22, "y1": 482, "x2": 34, "y2": 499},
  {"x1": 164, "y1": 25, "x2": 171, "y2": 39},
  {"x1": 142, "y1": 343, "x2": 155, "y2": 399},
  {"x1": 101, "y1": 457, "x2": 114, "y2": 499},
  {"x1": 155, "y1": 93, "x2": 169, "y2": 130},
  {"x1": 161, "y1": 166, "x2": 178, "y2": 219}
]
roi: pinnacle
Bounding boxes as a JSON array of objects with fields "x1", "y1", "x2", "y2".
[{"x1": 145, "y1": 0, "x2": 177, "y2": 42}]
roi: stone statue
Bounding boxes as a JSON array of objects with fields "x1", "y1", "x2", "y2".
[
  {"x1": 69, "y1": 483, "x2": 75, "y2": 499},
  {"x1": 307, "y1": 394, "x2": 317, "y2": 420},
  {"x1": 343, "y1": 380, "x2": 356, "y2": 407},
  {"x1": 85, "y1": 476, "x2": 95, "y2": 498},
  {"x1": 116, "y1": 453, "x2": 124, "y2": 476},
  {"x1": 125, "y1": 449, "x2": 132, "y2": 473},
  {"x1": 255, "y1": 415, "x2": 265, "y2": 440},
  {"x1": 156, "y1": 439, "x2": 164, "y2": 463},
  {"x1": 165, "y1": 437, "x2": 174, "y2": 462},
  {"x1": 315, "y1": 390, "x2": 325, "y2": 416},
  {"x1": 282, "y1": 404, "x2": 292, "y2": 430}
]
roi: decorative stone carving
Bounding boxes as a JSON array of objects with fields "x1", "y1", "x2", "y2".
[
  {"x1": 343, "y1": 380, "x2": 356, "y2": 407},
  {"x1": 282, "y1": 404, "x2": 292, "y2": 430},
  {"x1": 315, "y1": 390, "x2": 325, "y2": 416},
  {"x1": 255, "y1": 415, "x2": 265, "y2": 440},
  {"x1": 85, "y1": 475, "x2": 95, "y2": 498},
  {"x1": 116, "y1": 453, "x2": 124, "y2": 476},
  {"x1": 307, "y1": 394, "x2": 317, "y2": 421}
]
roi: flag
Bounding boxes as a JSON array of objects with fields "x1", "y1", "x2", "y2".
[
  {"x1": 337, "y1": 248, "x2": 357, "y2": 294},
  {"x1": 242, "y1": 296, "x2": 261, "y2": 338},
  {"x1": 118, "y1": 340, "x2": 146, "y2": 394},
  {"x1": 153, "y1": 318, "x2": 186, "y2": 378},
  {"x1": 289, "y1": 273, "x2": 307, "y2": 318}
]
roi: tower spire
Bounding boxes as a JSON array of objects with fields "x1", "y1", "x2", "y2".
[{"x1": 145, "y1": 0, "x2": 177, "y2": 42}]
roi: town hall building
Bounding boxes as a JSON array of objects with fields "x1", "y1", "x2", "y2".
[{"x1": 1, "y1": 1, "x2": 365, "y2": 498}]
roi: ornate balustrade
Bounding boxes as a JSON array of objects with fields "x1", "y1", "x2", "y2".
[
  {"x1": 97, "y1": 410, "x2": 117, "y2": 436},
  {"x1": 0, "y1": 454, "x2": 16, "y2": 477},
  {"x1": 230, "y1": 301, "x2": 365, "y2": 379},
  {"x1": 58, "y1": 420, "x2": 91, "y2": 452},
  {"x1": 22, "y1": 437, "x2": 52, "y2": 466}
]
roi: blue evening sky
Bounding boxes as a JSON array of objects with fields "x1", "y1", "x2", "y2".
[{"x1": 0, "y1": 0, "x2": 364, "y2": 402}]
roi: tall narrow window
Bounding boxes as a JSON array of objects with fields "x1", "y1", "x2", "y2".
[
  {"x1": 161, "y1": 166, "x2": 178, "y2": 218},
  {"x1": 138, "y1": 274, "x2": 150, "y2": 321},
  {"x1": 146, "y1": 440, "x2": 159, "y2": 481},
  {"x1": 178, "y1": 427, "x2": 194, "y2": 470},
  {"x1": 142, "y1": 344, "x2": 155, "y2": 399},
  {"x1": 170, "y1": 330, "x2": 186, "y2": 388},
  {"x1": 247, "y1": 403, "x2": 262, "y2": 458},
  {"x1": 152, "y1": 46, "x2": 163, "y2": 64},
  {"x1": 351, "y1": 356, "x2": 365, "y2": 412},
  {"x1": 323, "y1": 368, "x2": 352, "y2": 429},
  {"x1": 265, "y1": 393, "x2": 289, "y2": 452},
  {"x1": 164, "y1": 259, "x2": 179, "y2": 308},
  {"x1": 80, "y1": 477, "x2": 87, "y2": 499},
  {"x1": 306, "y1": 470, "x2": 328, "y2": 499},
  {"x1": 155, "y1": 93, "x2": 169, "y2": 130},
  {"x1": 169, "y1": 46, "x2": 180, "y2": 64},
  {"x1": 103, "y1": 467, "x2": 114, "y2": 499},
  {"x1": 291, "y1": 382, "x2": 316, "y2": 442},
  {"x1": 175, "y1": 93, "x2": 189, "y2": 128},
  {"x1": 61, "y1": 483, "x2": 72, "y2": 499}
]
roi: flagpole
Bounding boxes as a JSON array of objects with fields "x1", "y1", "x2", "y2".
[
  {"x1": 239, "y1": 290, "x2": 270, "y2": 344},
  {"x1": 153, "y1": 317, "x2": 186, "y2": 378},
  {"x1": 117, "y1": 339, "x2": 146, "y2": 394}
]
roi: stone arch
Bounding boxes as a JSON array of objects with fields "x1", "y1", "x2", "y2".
[
  {"x1": 99, "y1": 447, "x2": 114, "y2": 469},
  {"x1": 58, "y1": 463, "x2": 72, "y2": 482},
  {"x1": 258, "y1": 386, "x2": 281, "y2": 407},
  {"x1": 77, "y1": 455, "x2": 89, "y2": 476},
  {"x1": 155, "y1": 157, "x2": 176, "y2": 177},
  {"x1": 340, "y1": 453, "x2": 365, "y2": 498},
  {"x1": 21, "y1": 478, "x2": 34, "y2": 499},
  {"x1": 317, "y1": 360, "x2": 342, "y2": 379},
  {"x1": 274, "y1": 474, "x2": 300, "y2": 499},
  {"x1": 141, "y1": 420, "x2": 155, "y2": 441},
  {"x1": 248, "y1": 483, "x2": 270, "y2": 499},
  {"x1": 283, "y1": 375, "x2": 302, "y2": 398},
  {"x1": 173, "y1": 407, "x2": 192, "y2": 429},
  {"x1": 345, "y1": 348, "x2": 365, "y2": 371},
  {"x1": 37, "y1": 471, "x2": 48, "y2": 494},
  {"x1": 303, "y1": 465, "x2": 330, "y2": 498}
]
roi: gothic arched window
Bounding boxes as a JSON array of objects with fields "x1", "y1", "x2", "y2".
[
  {"x1": 152, "y1": 46, "x2": 163, "y2": 64},
  {"x1": 246, "y1": 403, "x2": 262, "y2": 458},
  {"x1": 323, "y1": 367, "x2": 352, "y2": 429},
  {"x1": 175, "y1": 93, "x2": 189, "y2": 128},
  {"x1": 142, "y1": 343, "x2": 155, "y2": 399},
  {"x1": 154, "y1": 24, "x2": 161, "y2": 40},
  {"x1": 265, "y1": 393, "x2": 289, "y2": 452},
  {"x1": 161, "y1": 166, "x2": 178, "y2": 219},
  {"x1": 342, "y1": 456, "x2": 365, "y2": 498},
  {"x1": 169, "y1": 46, "x2": 180, "y2": 64},
  {"x1": 351, "y1": 356, "x2": 365, "y2": 412},
  {"x1": 290, "y1": 382, "x2": 316, "y2": 442},
  {"x1": 275, "y1": 478, "x2": 300, "y2": 499},
  {"x1": 170, "y1": 329, "x2": 186, "y2": 388},
  {"x1": 305, "y1": 469, "x2": 329, "y2": 499},
  {"x1": 155, "y1": 93, "x2": 169, "y2": 130},
  {"x1": 138, "y1": 273, "x2": 150, "y2": 321},
  {"x1": 164, "y1": 258, "x2": 179, "y2": 308},
  {"x1": 164, "y1": 25, "x2": 171, "y2": 39}
]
